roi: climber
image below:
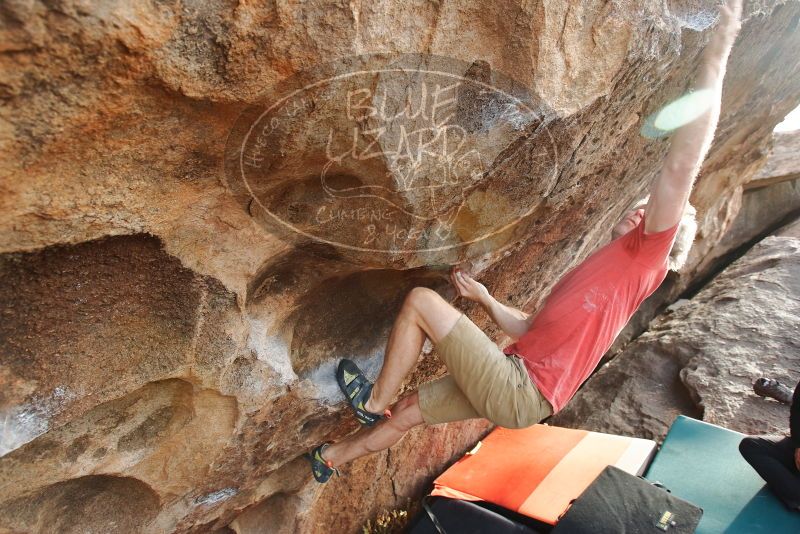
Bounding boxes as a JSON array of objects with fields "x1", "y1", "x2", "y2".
[{"x1": 308, "y1": 0, "x2": 742, "y2": 482}]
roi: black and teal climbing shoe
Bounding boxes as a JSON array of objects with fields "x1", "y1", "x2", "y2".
[
  {"x1": 754, "y1": 377, "x2": 793, "y2": 405},
  {"x1": 336, "y1": 359, "x2": 391, "y2": 426},
  {"x1": 308, "y1": 443, "x2": 340, "y2": 483}
]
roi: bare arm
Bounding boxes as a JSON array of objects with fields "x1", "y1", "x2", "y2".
[
  {"x1": 644, "y1": 0, "x2": 742, "y2": 233},
  {"x1": 450, "y1": 268, "x2": 532, "y2": 341},
  {"x1": 479, "y1": 293, "x2": 533, "y2": 341}
]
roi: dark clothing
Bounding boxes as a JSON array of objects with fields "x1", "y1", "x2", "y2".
[
  {"x1": 739, "y1": 435, "x2": 800, "y2": 510},
  {"x1": 740, "y1": 379, "x2": 800, "y2": 511}
]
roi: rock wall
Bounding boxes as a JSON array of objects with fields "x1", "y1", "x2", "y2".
[
  {"x1": 2, "y1": 1, "x2": 800, "y2": 533},
  {"x1": 551, "y1": 217, "x2": 800, "y2": 440},
  {"x1": 749, "y1": 130, "x2": 800, "y2": 189},
  {"x1": 695, "y1": 131, "x2": 800, "y2": 287}
]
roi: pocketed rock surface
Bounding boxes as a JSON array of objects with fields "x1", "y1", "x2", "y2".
[
  {"x1": 552, "y1": 219, "x2": 800, "y2": 441},
  {"x1": 1, "y1": 1, "x2": 800, "y2": 532}
]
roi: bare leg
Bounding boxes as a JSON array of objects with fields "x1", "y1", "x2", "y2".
[
  {"x1": 325, "y1": 392, "x2": 425, "y2": 467},
  {"x1": 364, "y1": 287, "x2": 462, "y2": 413}
]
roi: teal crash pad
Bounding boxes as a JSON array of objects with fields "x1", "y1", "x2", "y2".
[{"x1": 645, "y1": 415, "x2": 800, "y2": 534}]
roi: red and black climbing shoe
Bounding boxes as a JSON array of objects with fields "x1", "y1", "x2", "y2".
[
  {"x1": 308, "y1": 443, "x2": 340, "y2": 483},
  {"x1": 336, "y1": 359, "x2": 391, "y2": 427}
]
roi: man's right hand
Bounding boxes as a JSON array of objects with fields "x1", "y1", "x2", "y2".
[
  {"x1": 794, "y1": 448, "x2": 800, "y2": 471},
  {"x1": 450, "y1": 267, "x2": 490, "y2": 305}
]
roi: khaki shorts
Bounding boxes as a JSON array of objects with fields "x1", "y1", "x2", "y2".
[{"x1": 417, "y1": 313, "x2": 553, "y2": 428}]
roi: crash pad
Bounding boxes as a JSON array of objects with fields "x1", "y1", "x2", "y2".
[
  {"x1": 644, "y1": 415, "x2": 800, "y2": 534},
  {"x1": 407, "y1": 497, "x2": 545, "y2": 534},
  {"x1": 430, "y1": 424, "x2": 657, "y2": 525}
]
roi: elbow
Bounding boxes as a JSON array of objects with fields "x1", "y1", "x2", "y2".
[
  {"x1": 663, "y1": 161, "x2": 698, "y2": 183},
  {"x1": 506, "y1": 330, "x2": 523, "y2": 344},
  {"x1": 513, "y1": 320, "x2": 533, "y2": 340}
]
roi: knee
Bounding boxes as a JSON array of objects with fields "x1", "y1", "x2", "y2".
[
  {"x1": 403, "y1": 286, "x2": 441, "y2": 314},
  {"x1": 387, "y1": 394, "x2": 424, "y2": 432},
  {"x1": 739, "y1": 436, "x2": 759, "y2": 461}
]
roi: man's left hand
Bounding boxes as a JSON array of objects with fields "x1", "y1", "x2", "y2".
[
  {"x1": 450, "y1": 267, "x2": 490, "y2": 305},
  {"x1": 705, "y1": 0, "x2": 743, "y2": 60}
]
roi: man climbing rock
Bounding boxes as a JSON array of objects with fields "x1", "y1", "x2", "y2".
[{"x1": 309, "y1": 0, "x2": 742, "y2": 483}]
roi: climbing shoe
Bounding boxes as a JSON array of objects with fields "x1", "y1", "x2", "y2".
[
  {"x1": 308, "y1": 443, "x2": 339, "y2": 483},
  {"x1": 753, "y1": 377, "x2": 793, "y2": 405},
  {"x1": 336, "y1": 359, "x2": 391, "y2": 426}
]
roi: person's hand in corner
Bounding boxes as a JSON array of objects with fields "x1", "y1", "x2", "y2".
[
  {"x1": 794, "y1": 448, "x2": 800, "y2": 472},
  {"x1": 450, "y1": 267, "x2": 489, "y2": 305}
]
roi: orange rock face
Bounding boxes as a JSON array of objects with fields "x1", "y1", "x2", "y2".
[{"x1": 1, "y1": 1, "x2": 799, "y2": 532}]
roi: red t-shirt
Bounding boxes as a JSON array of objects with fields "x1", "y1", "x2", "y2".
[{"x1": 503, "y1": 215, "x2": 680, "y2": 413}]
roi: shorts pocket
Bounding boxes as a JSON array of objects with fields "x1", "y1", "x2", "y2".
[
  {"x1": 512, "y1": 392, "x2": 537, "y2": 429},
  {"x1": 511, "y1": 357, "x2": 547, "y2": 428}
]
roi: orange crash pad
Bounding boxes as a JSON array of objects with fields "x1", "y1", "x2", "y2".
[{"x1": 431, "y1": 424, "x2": 657, "y2": 525}]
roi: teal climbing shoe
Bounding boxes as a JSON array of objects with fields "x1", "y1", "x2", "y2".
[
  {"x1": 308, "y1": 443, "x2": 339, "y2": 483},
  {"x1": 336, "y1": 359, "x2": 391, "y2": 426}
]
